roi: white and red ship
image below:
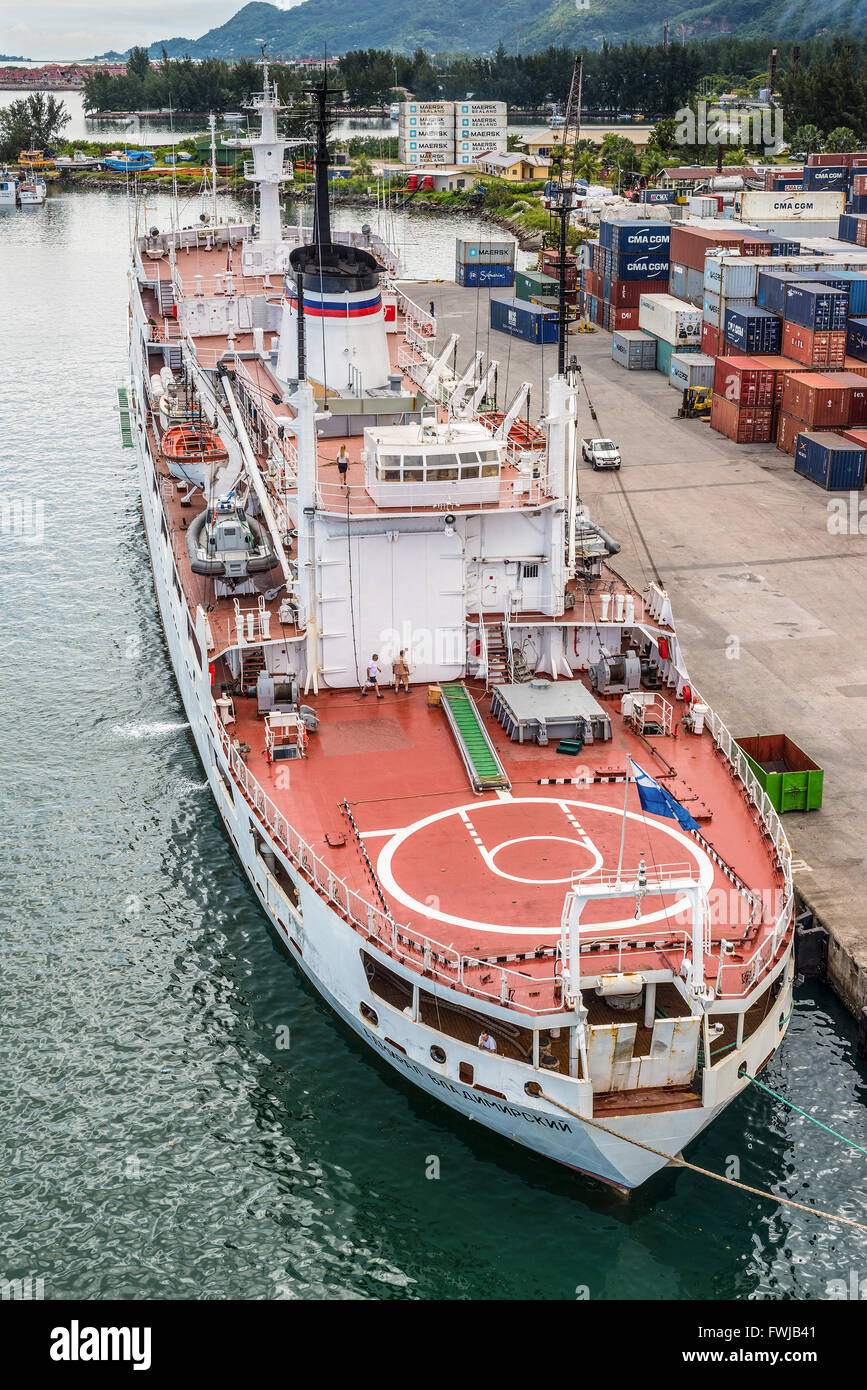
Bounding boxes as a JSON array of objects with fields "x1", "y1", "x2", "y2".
[{"x1": 126, "y1": 67, "x2": 795, "y2": 1190}]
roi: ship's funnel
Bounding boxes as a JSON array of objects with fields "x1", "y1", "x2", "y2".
[{"x1": 276, "y1": 243, "x2": 391, "y2": 392}]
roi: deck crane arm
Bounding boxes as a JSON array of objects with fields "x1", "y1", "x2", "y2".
[
  {"x1": 497, "y1": 381, "x2": 533, "y2": 440},
  {"x1": 419, "y1": 332, "x2": 459, "y2": 396},
  {"x1": 447, "y1": 351, "x2": 484, "y2": 416},
  {"x1": 460, "y1": 360, "x2": 499, "y2": 419}
]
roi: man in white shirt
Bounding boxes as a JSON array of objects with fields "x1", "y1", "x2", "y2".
[
  {"x1": 361, "y1": 654, "x2": 384, "y2": 699},
  {"x1": 478, "y1": 1031, "x2": 496, "y2": 1052}
]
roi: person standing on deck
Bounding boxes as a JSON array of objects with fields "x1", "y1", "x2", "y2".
[
  {"x1": 337, "y1": 444, "x2": 349, "y2": 487},
  {"x1": 361, "y1": 654, "x2": 384, "y2": 699},
  {"x1": 392, "y1": 649, "x2": 411, "y2": 694}
]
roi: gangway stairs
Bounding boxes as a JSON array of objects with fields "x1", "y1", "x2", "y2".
[{"x1": 440, "y1": 683, "x2": 511, "y2": 793}]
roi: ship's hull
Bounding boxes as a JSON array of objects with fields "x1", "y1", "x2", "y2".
[{"x1": 129, "y1": 311, "x2": 794, "y2": 1190}]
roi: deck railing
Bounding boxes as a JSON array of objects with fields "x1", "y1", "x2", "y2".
[{"x1": 214, "y1": 718, "x2": 564, "y2": 1015}]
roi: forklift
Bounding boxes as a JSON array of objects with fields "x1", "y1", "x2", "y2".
[{"x1": 678, "y1": 386, "x2": 713, "y2": 419}]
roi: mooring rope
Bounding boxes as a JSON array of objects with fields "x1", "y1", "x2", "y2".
[
  {"x1": 536, "y1": 1090, "x2": 867, "y2": 1233},
  {"x1": 742, "y1": 1073, "x2": 867, "y2": 1159}
]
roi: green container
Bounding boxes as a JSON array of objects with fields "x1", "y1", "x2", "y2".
[
  {"x1": 516, "y1": 269, "x2": 558, "y2": 304},
  {"x1": 734, "y1": 734, "x2": 824, "y2": 812}
]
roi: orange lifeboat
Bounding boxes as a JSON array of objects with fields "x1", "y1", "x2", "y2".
[{"x1": 161, "y1": 424, "x2": 229, "y2": 467}]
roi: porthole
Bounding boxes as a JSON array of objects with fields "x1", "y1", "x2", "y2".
[
  {"x1": 430, "y1": 1045, "x2": 446, "y2": 1064},
  {"x1": 360, "y1": 1002, "x2": 378, "y2": 1026},
  {"x1": 524, "y1": 1081, "x2": 542, "y2": 1097}
]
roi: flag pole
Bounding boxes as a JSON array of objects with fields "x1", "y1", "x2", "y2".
[{"x1": 615, "y1": 756, "x2": 630, "y2": 884}]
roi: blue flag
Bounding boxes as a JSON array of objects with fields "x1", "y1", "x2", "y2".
[{"x1": 630, "y1": 759, "x2": 700, "y2": 832}]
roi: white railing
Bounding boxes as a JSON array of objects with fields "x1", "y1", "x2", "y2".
[
  {"x1": 243, "y1": 159, "x2": 293, "y2": 181},
  {"x1": 213, "y1": 719, "x2": 565, "y2": 1015}
]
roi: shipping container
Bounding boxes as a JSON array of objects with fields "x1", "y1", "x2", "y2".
[
  {"x1": 794, "y1": 431, "x2": 867, "y2": 489},
  {"x1": 701, "y1": 322, "x2": 720, "y2": 356},
  {"x1": 654, "y1": 336, "x2": 699, "y2": 376},
  {"x1": 606, "y1": 305, "x2": 640, "y2": 331},
  {"x1": 736, "y1": 190, "x2": 846, "y2": 221},
  {"x1": 456, "y1": 237, "x2": 515, "y2": 265},
  {"x1": 456, "y1": 263, "x2": 515, "y2": 288},
  {"x1": 612, "y1": 329, "x2": 657, "y2": 370},
  {"x1": 703, "y1": 290, "x2": 753, "y2": 327},
  {"x1": 838, "y1": 427, "x2": 867, "y2": 448},
  {"x1": 746, "y1": 355, "x2": 805, "y2": 404},
  {"x1": 609, "y1": 249, "x2": 670, "y2": 281},
  {"x1": 711, "y1": 395, "x2": 774, "y2": 443},
  {"x1": 783, "y1": 282, "x2": 849, "y2": 332},
  {"x1": 639, "y1": 293, "x2": 702, "y2": 346},
  {"x1": 605, "y1": 276, "x2": 666, "y2": 307},
  {"x1": 833, "y1": 371, "x2": 867, "y2": 425},
  {"x1": 847, "y1": 317, "x2": 867, "y2": 361},
  {"x1": 843, "y1": 355, "x2": 867, "y2": 378},
  {"x1": 714, "y1": 355, "x2": 777, "y2": 408},
  {"x1": 776, "y1": 411, "x2": 806, "y2": 455},
  {"x1": 723, "y1": 306, "x2": 782, "y2": 355},
  {"x1": 605, "y1": 221, "x2": 672, "y2": 254},
  {"x1": 704, "y1": 254, "x2": 759, "y2": 300},
  {"x1": 490, "y1": 296, "x2": 559, "y2": 344},
  {"x1": 781, "y1": 321, "x2": 847, "y2": 368},
  {"x1": 669, "y1": 224, "x2": 747, "y2": 272},
  {"x1": 670, "y1": 352, "x2": 715, "y2": 391},
  {"x1": 807, "y1": 151, "x2": 867, "y2": 167},
  {"x1": 803, "y1": 165, "x2": 848, "y2": 190},
  {"x1": 780, "y1": 372, "x2": 850, "y2": 428},
  {"x1": 640, "y1": 189, "x2": 676, "y2": 204},
  {"x1": 515, "y1": 269, "x2": 557, "y2": 302}
]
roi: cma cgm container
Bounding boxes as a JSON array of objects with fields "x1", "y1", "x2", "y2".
[
  {"x1": 611, "y1": 249, "x2": 670, "y2": 281},
  {"x1": 802, "y1": 165, "x2": 847, "y2": 190},
  {"x1": 612, "y1": 329, "x2": 657, "y2": 370},
  {"x1": 783, "y1": 282, "x2": 849, "y2": 332},
  {"x1": 780, "y1": 372, "x2": 850, "y2": 428},
  {"x1": 490, "y1": 296, "x2": 558, "y2": 344},
  {"x1": 670, "y1": 351, "x2": 715, "y2": 391},
  {"x1": 794, "y1": 432, "x2": 867, "y2": 489},
  {"x1": 847, "y1": 318, "x2": 867, "y2": 361},
  {"x1": 654, "y1": 336, "x2": 698, "y2": 376},
  {"x1": 456, "y1": 263, "x2": 515, "y2": 288},
  {"x1": 723, "y1": 306, "x2": 782, "y2": 355},
  {"x1": 639, "y1": 293, "x2": 702, "y2": 346},
  {"x1": 605, "y1": 221, "x2": 671, "y2": 254},
  {"x1": 711, "y1": 395, "x2": 774, "y2": 443},
  {"x1": 781, "y1": 321, "x2": 847, "y2": 369},
  {"x1": 713, "y1": 356, "x2": 777, "y2": 407}
]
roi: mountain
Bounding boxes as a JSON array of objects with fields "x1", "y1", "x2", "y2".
[{"x1": 116, "y1": 0, "x2": 867, "y2": 59}]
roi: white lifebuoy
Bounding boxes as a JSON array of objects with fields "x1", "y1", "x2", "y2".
[{"x1": 421, "y1": 322, "x2": 433, "y2": 337}]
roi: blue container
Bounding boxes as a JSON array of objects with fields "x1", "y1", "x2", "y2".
[
  {"x1": 456, "y1": 262, "x2": 515, "y2": 288},
  {"x1": 609, "y1": 221, "x2": 671, "y2": 254},
  {"x1": 614, "y1": 250, "x2": 670, "y2": 281},
  {"x1": 599, "y1": 221, "x2": 613, "y2": 250},
  {"x1": 490, "y1": 296, "x2": 559, "y2": 344},
  {"x1": 794, "y1": 432, "x2": 867, "y2": 490},
  {"x1": 784, "y1": 282, "x2": 849, "y2": 332},
  {"x1": 757, "y1": 271, "x2": 801, "y2": 317},
  {"x1": 839, "y1": 214, "x2": 859, "y2": 242},
  {"x1": 654, "y1": 335, "x2": 698, "y2": 376},
  {"x1": 846, "y1": 317, "x2": 867, "y2": 362},
  {"x1": 813, "y1": 272, "x2": 867, "y2": 318},
  {"x1": 723, "y1": 306, "x2": 782, "y2": 354},
  {"x1": 803, "y1": 165, "x2": 847, "y2": 190},
  {"x1": 586, "y1": 294, "x2": 597, "y2": 320},
  {"x1": 850, "y1": 195, "x2": 867, "y2": 214}
]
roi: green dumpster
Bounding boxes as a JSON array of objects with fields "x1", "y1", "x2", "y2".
[{"x1": 734, "y1": 734, "x2": 823, "y2": 813}]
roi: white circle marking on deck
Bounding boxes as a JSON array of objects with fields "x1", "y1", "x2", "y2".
[
  {"x1": 486, "y1": 835, "x2": 604, "y2": 885},
  {"x1": 376, "y1": 797, "x2": 714, "y2": 936}
]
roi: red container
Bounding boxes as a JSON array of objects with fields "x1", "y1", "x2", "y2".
[
  {"x1": 609, "y1": 305, "x2": 640, "y2": 330},
  {"x1": 711, "y1": 395, "x2": 774, "y2": 443},
  {"x1": 608, "y1": 276, "x2": 668, "y2": 307},
  {"x1": 713, "y1": 355, "x2": 776, "y2": 407},
  {"x1": 701, "y1": 322, "x2": 720, "y2": 357},
  {"x1": 776, "y1": 411, "x2": 805, "y2": 455},
  {"x1": 594, "y1": 297, "x2": 604, "y2": 326},
  {"x1": 782, "y1": 322, "x2": 847, "y2": 369},
  {"x1": 833, "y1": 371, "x2": 867, "y2": 425},
  {"x1": 843, "y1": 356, "x2": 867, "y2": 380},
  {"x1": 838, "y1": 427, "x2": 867, "y2": 447},
  {"x1": 780, "y1": 372, "x2": 849, "y2": 428},
  {"x1": 669, "y1": 224, "x2": 747, "y2": 272},
  {"x1": 807, "y1": 151, "x2": 865, "y2": 166},
  {"x1": 852, "y1": 173, "x2": 867, "y2": 197},
  {"x1": 747, "y1": 355, "x2": 804, "y2": 404}
]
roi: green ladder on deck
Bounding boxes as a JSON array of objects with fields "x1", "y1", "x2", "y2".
[
  {"x1": 116, "y1": 384, "x2": 133, "y2": 448},
  {"x1": 440, "y1": 683, "x2": 511, "y2": 793}
]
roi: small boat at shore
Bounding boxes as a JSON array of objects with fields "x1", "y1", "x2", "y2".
[
  {"x1": 103, "y1": 150, "x2": 155, "y2": 173},
  {"x1": 0, "y1": 169, "x2": 18, "y2": 205},
  {"x1": 19, "y1": 178, "x2": 47, "y2": 205}
]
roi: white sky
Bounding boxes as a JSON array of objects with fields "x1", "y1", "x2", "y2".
[{"x1": 0, "y1": 2, "x2": 297, "y2": 61}]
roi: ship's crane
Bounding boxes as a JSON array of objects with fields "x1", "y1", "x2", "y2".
[
  {"x1": 419, "y1": 332, "x2": 459, "y2": 396},
  {"x1": 447, "y1": 350, "x2": 485, "y2": 416},
  {"x1": 496, "y1": 381, "x2": 533, "y2": 440},
  {"x1": 459, "y1": 360, "x2": 499, "y2": 419}
]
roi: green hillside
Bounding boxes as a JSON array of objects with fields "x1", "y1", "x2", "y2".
[{"x1": 141, "y1": 0, "x2": 867, "y2": 59}]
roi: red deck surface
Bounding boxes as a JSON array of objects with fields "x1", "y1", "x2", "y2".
[{"x1": 225, "y1": 678, "x2": 785, "y2": 980}]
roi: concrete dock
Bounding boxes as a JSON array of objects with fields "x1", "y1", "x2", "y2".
[{"x1": 405, "y1": 278, "x2": 867, "y2": 1018}]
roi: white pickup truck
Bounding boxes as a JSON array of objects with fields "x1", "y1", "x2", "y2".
[{"x1": 581, "y1": 437, "x2": 621, "y2": 470}]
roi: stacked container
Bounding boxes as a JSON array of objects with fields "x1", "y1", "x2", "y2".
[
  {"x1": 847, "y1": 318, "x2": 867, "y2": 360},
  {"x1": 669, "y1": 351, "x2": 715, "y2": 391},
  {"x1": 593, "y1": 220, "x2": 671, "y2": 330},
  {"x1": 453, "y1": 101, "x2": 507, "y2": 165},
  {"x1": 723, "y1": 306, "x2": 782, "y2": 354},
  {"x1": 782, "y1": 282, "x2": 848, "y2": 368},
  {"x1": 490, "y1": 297, "x2": 558, "y2": 344},
  {"x1": 710, "y1": 395, "x2": 774, "y2": 442},
  {"x1": 455, "y1": 237, "x2": 515, "y2": 288},
  {"x1": 398, "y1": 102, "x2": 455, "y2": 166},
  {"x1": 638, "y1": 292, "x2": 701, "y2": 374}
]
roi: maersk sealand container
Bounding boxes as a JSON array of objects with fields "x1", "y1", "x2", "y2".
[{"x1": 456, "y1": 263, "x2": 515, "y2": 287}]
